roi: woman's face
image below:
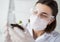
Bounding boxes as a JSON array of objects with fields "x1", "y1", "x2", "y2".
[{"x1": 32, "y1": 3, "x2": 54, "y2": 24}]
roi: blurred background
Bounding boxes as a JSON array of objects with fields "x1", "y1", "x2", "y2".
[{"x1": 0, "y1": 0, "x2": 60, "y2": 42}]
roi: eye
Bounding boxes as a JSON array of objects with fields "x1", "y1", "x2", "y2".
[{"x1": 40, "y1": 13, "x2": 48, "y2": 18}]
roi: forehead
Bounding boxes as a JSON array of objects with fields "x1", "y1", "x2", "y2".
[{"x1": 35, "y1": 3, "x2": 52, "y2": 15}]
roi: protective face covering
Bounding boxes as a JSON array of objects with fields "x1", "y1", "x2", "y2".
[{"x1": 30, "y1": 15, "x2": 50, "y2": 31}]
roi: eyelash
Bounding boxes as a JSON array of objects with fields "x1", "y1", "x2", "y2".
[
  {"x1": 33, "y1": 11, "x2": 48, "y2": 18},
  {"x1": 40, "y1": 14, "x2": 48, "y2": 18}
]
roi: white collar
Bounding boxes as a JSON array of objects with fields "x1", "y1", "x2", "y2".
[{"x1": 35, "y1": 31, "x2": 57, "y2": 41}]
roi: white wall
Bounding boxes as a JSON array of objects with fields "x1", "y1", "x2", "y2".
[
  {"x1": 0, "y1": 0, "x2": 37, "y2": 31},
  {"x1": 55, "y1": 0, "x2": 60, "y2": 33}
]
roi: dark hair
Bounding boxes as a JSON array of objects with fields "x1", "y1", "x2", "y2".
[{"x1": 36, "y1": 0, "x2": 58, "y2": 33}]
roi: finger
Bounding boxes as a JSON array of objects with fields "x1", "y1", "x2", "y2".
[
  {"x1": 13, "y1": 27, "x2": 26, "y2": 38},
  {"x1": 8, "y1": 27, "x2": 25, "y2": 39},
  {"x1": 8, "y1": 27, "x2": 26, "y2": 42}
]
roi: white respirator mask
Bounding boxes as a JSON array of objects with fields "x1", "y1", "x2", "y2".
[{"x1": 30, "y1": 15, "x2": 50, "y2": 31}]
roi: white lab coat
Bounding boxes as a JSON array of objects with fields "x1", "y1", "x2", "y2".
[{"x1": 35, "y1": 31, "x2": 60, "y2": 42}]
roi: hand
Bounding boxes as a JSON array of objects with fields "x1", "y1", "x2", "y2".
[
  {"x1": 8, "y1": 27, "x2": 35, "y2": 42},
  {"x1": 4, "y1": 24, "x2": 35, "y2": 42}
]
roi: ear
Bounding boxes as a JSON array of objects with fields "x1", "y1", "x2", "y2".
[{"x1": 48, "y1": 18, "x2": 55, "y2": 25}]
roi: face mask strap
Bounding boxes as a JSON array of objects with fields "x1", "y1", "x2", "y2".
[{"x1": 50, "y1": 16, "x2": 55, "y2": 19}]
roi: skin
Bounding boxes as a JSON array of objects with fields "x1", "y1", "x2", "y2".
[{"x1": 32, "y1": 3, "x2": 55, "y2": 39}]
